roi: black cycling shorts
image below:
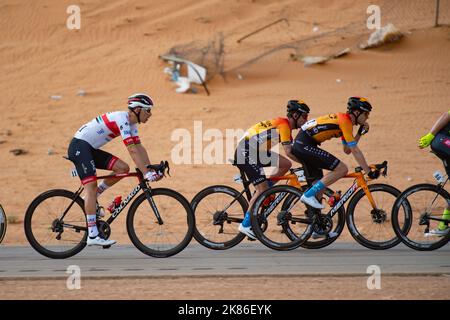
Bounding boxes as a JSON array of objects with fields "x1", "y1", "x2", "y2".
[
  {"x1": 431, "y1": 131, "x2": 450, "y2": 174},
  {"x1": 234, "y1": 139, "x2": 278, "y2": 186},
  {"x1": 67, "y1": 138, "x2": 118, "y2": 185},
  {"x1": 292, "y1": 131, "x2": 340, "y2": 185}
]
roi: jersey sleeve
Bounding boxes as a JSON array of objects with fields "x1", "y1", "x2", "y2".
[
  {"x1": 276, "y1": 118, "x2": 293, "y2": 145},
  {"x1": 130, "y1": 123, "x2": 141, "y2": 145},
  {"x1": 338, "y1": 114, "x2": 356, "y2": 148},
  {"x1": 117, "y1": 117, "x2": 138, "y2": 147}
]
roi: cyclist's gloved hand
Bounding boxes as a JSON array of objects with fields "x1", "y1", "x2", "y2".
[
  {"x1": 418, "y1": 133, "x2": 435, "y2": 149},
  {"x1": 358, "y1": 123, "x2": 370, "y2": 136},
  {"x1": 145, "y1": 171, "x2": 162, "y2": 182},
  {"x1": 367, "y1": 169, "x2": 380, "y2": 180}
]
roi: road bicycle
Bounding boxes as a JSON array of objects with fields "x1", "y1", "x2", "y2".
[
  {"x1": 191, "y1": 163, "x2": 344, "y2": 250},
  {"x1": 250, "y1": 161, "x2": 408, "y2": 251},
  {"x1": 392, "y1": 170, "x2": 450, "y2": 251},
  {"x1": 24, "y1": 161, "x2": 195, "y2": 259},
  {"x1": 0, "y1": 204, "x2": 6, "y2": 244}
]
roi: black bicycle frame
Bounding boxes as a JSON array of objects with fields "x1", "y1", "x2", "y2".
[{"x1": 58, "y1": 179, "x2": 162, "y2": 229}]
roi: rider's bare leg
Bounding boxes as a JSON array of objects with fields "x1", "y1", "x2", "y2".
[
  {"x1": 84, "y1": 180, "x2": 99, "y2": 238},
  {"x1": 268, "y1": 153, "x2": 292, "y2": 178},
  {"x1": 96, "y1": 159, "x2": 130, "y2": 197}
]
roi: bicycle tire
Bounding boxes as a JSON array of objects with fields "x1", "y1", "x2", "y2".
[
  {"x1": 0, "y1": 204, "x2": 7, "y2": 244},
  {"x1": 191, "y1": 185, "x2": 248, "y2": 250},
  {"x1": 251, "y1": 185, "x2": 312, "y2": 251},
  {"x1": 281, "y1": 188, "x2": 346, "y2": 249},
  {"x1": 392, "y1": 183, "x2": 450, "y2": 251},
  {"x1": 346, "y1": 183, "x2": 404, "y2": 250},
  {"x1": 24, "y1": 189, "x2": 87, "y2": 259},
  {"x1": 126, "y1": 188, "x2": 195, "y2": 258}
]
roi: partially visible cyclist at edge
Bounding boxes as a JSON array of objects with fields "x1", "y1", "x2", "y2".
[
  {"x1": 418, "y1": 110, "x2": 450, "y2": 236},
  {"x1": 292, "y1": 97, "x2": 379, "y2": 237},
  {"x1": 235, "y1": 100, "x2": 310, "y2": 239},
  {"x1": 67, "y1": 93, "x2": 163, "y2": 247}
]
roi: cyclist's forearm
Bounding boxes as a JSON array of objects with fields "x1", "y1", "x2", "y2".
[
  {"x1": 350, "y1": 146, "x2": 370, "y2": 173},
  {"x1": 128, "y1": 146, "x2": 150, "y2": 174},
  {"x1": 135, "y1": 144, "x2": 151, "y2": 165},
  {"x1": 429, "y1": 112, "x2": 450, "y2": 135}
]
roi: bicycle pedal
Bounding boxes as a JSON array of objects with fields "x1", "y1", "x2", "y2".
[
  {"x1": 247, "y1": 236, "x2": 256, "y2": 241},
  {"x1": 102, "y1": 245, "x2": 111, "y2": 249}
]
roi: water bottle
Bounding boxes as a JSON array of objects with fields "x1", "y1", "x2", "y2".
[
  {"x1": 433, "y1": 171, "x2": 445, "y2": 184},
  {"x1": 107, "y1": 196, "x2": 122, "y2": 213}
]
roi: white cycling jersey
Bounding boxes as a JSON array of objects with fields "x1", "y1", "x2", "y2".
[{"x1": 74, "y1": 111, "x2": 141, "y2": 149}]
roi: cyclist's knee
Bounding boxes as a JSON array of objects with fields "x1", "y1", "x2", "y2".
[{"x1": 113, "y1": 160, "x2": 130, "y2": 173}]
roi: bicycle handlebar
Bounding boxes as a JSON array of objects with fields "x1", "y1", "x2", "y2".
[
  {"x1": 355, "y1": 161, "x2": 388, "y2": 177},
  {"x1": 147, "y1": 160, "x2": 171, "y2": 177}
]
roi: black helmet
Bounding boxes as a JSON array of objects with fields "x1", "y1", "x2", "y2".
[
  {"x1": 287, "y1": 100, "x2": 310, "y2": 115},
  {"x1": 347, "y1": 97, "x2": 372, "y2": 113}
]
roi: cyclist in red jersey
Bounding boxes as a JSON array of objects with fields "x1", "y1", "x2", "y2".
[{"x1": 67, "y1": 93, "x2": 162, "y2": 246}]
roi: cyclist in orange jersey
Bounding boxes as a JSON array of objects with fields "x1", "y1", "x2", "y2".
[
  {"x1": 235, "y1": 100, "x2": 310, "y2": 239},
  {"x1": 292, "y1": 97, "x2": 377, "y2": 213}
]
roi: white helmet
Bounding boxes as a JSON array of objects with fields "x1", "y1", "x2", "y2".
[{"x1": 128, "y1": 93, "x2": 153, "y2": 110}]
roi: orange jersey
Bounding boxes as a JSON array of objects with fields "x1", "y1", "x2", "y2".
[
  {"x1": 243, "y1": 117, "x2": 292, "y2": 149},
  {"x1": 300, "y1": 113, "x2": 357, "y2": 147}
]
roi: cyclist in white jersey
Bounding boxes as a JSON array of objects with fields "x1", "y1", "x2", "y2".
[{"x1": 67, "y1": 93, "x2": 162, "y2": 246}]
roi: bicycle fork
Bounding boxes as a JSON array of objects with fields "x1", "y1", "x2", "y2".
[
  {"x1": 357, "y1": 176, "x2": 387, "y2": 223},
  {"x1": 142, "y1": 185, "x2": 164, "y2": 225}
]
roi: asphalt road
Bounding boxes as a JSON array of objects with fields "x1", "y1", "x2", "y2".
[{"x1": 0, "y1": 243, "x2": 449, "y2": 279}]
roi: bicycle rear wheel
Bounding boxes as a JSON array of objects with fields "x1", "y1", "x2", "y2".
[
  {"x1": 0, "y1": 204, "x2": 7, "y2": 244},
  {"x1": 346, "y1": 184, "x2": 406, "y2": 250},
  {"x1": 251, "y1": 185, "x2": 312, "y2": 251},
  {"x1": 24, "y1": 189, "x2": 87, "y2": 259},
  {"x1": 127, "y1": 188, "x2": 195, "y2": 257},
  {"x1": 191, "y1": 185, "x2": 247, "y2": 250},
  {"x1": 392, "y1": 184, "x2": 450, "y2": 251}
]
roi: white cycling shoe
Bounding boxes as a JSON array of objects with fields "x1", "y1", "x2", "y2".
[
  {"x1": 426, "y1": 228, "x2": 449, "y2": 237},
  {"x1": 300, "y1": 194, "x2": 325, "y2": 209},
  {"x1": 87, "y1": 235, "x2": 117, "y2": 246},
  {"x1": 311, "y1": 231, "x2": 339, "y2": 239},
  {"x1": 238, "y1": 224, "x2": 257, "y2": 240}
]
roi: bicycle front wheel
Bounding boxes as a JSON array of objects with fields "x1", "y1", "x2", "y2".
[
  {"x1": 191, "y1": 185, "x2": 248, "y2": 250},
  {"x1": 127, "y1": 188, "x2": 195, "y2": 258},
  {"x1": 392, "y1": 184, "x2": 450, "y2": 251},
  {"x1": 251, "y1": 185, "x2": 312, "y2": 251},
  {"x1": 346, "y1": 184, "x2": 404, "y2": 250},
  {"x1": 24, "y1": 189, "x2": 87, "y2": 259},
  {"x1": 0, "y1": 204, "x2": 7, "y2": 244}
]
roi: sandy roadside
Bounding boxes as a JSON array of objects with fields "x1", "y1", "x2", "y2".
[{"x1": 1, "y1": 275, "x2": 449, "y2": 300}]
